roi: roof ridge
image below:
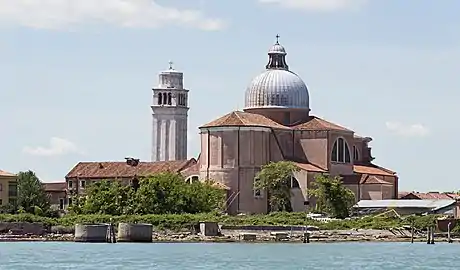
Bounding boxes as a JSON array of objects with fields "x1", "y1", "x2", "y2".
[{"x1": 233, "y1": 111, "x2": 247, "y2": 125}]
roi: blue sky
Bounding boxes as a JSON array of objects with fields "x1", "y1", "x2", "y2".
[{"x1": 0, "y1": 0, "x2": 459, "y2": 191}]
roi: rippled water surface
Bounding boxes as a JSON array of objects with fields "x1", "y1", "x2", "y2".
[{"x1": 0, "y1": 242, "x2": 459, "y2": 269}]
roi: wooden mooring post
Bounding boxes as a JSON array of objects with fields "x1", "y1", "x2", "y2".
[
  {"x1": 106, "y1": 219, "x2": 116, "y2": 243},
  {"x1": 426, "y1": 226, "x2": 435, "y2": 245},
  {"x1": 303, "y1": 228, "x2": 310, "y2": 244},
  {"x1": 410, "y1": 226, "x2": 414, "y2": 243},
  {"x1": 426, "y1": 227, "x2": 431, "y2": 244},
  {"x1": 448, "y1": 222, "x2": 453, "y2": 243}
]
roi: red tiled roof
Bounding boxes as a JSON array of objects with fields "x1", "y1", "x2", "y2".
[
  {"x1": 200, "y1": 111, "x2": 355, "y2": 134},
  {"x1": 43, "y1": 182, "x2": 67, "y2": 192},
  {"x1": 293, "y1": 116, "x2": 353, "y2": 132},
  {"x1": 353, "y1": 164, "x2": 395, "y2": 177},
  {"x1": 400, "y1": 192, "x2": 459, "y2": 200},
  {"x1": 181, "y1": 162, "x2": 199, "y2": 178},
  {"x1": 200, "y1": 111, "x2": 288, "y2": 129},
  {"x1": 66, "y1": 159, "x2": 196, "y2": 179},
  {"x1": 0, "y1": 169, "x2": 15, "y2": 177},
  {"x1": 293, "y1": 162, "x2": 327, "y2": 173},
  {"x1": 398, "y1": 191, "x2": 410, "y2": 198},
  {"x1": 360, "y1": 175, "x2": 391, "y2": 185}
]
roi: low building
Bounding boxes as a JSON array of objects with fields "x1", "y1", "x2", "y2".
[
  {"x1": 399, "y1": 191, "x2": 460, "y2": 200},
  {"x1": 64, "y1": 158, "x2": 197, "y2": 209},
  {"x1": 0, "y1": 169, "x2": 17, "y2": 206},
  {"x1": 43, "y1": 182, "x2": 67, "y2": 210},
  {"x1": 354, "y1": 199, "x2": 459, "y2": 218}
]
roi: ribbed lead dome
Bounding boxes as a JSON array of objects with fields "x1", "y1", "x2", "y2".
[{"x1": 244, "y1": 37, "x2": 310, "y2": 110}]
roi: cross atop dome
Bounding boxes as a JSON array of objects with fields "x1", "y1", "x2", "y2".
[
  {"x1": 168, "y1": 60, "x2": 174, "y2": 70},
  {"x1": 275, "y1": 34, "x2": 280, "y2": 44}
]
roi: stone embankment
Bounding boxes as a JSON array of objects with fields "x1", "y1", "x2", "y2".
[{"x1": 0, "y1": 222, "x2": 458, "y2": 243}]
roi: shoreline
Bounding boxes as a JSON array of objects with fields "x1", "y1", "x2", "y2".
[{"x1": 1, "y1": 229, "x2": 458, "y2": 243}]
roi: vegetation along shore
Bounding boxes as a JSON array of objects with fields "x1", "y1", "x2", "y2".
[{"x1": 1, "y1": 162, "x2": 459, "y2": 243}]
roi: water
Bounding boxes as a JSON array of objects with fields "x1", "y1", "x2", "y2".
[{"x1": 0, "y1": 242, "x2": 458, "y2": 269}]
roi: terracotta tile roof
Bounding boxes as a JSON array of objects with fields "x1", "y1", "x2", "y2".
[
  {"x1": 0, "y1": 169, "x2": 15, "y2": 177},
  {"x1": 43, "y1": 182, "x2": 67, "y2": 192},
  {"x1": 361, "y1": 175, "x2": 391, "y2": 185},
  {"x1": 293, "y1": 116, "x2": 353, "y2": 132},
  {"x1": 293, "y1": 162, "x2": 327, "y2": 173},
  {"x1": 398, "y1": 191, "x2": 410, "y2": 198},
  {"x1": 66, "y1": 159, "x2": 196, "y2": 179},
  {"x1": 353, "y1": 164, "x2": 396, "y2": 177},
  {"x1": 200, "y1": 111, "x2": 289, "y2": 129},
  {"x1": 181, "y1": 162, "x2": 199, "y2": 178},
  {"x1": 400, "y1": 192, "x2": 460, "y2": 200}
]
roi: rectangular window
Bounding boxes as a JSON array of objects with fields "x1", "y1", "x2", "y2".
[
  {"x1": 0, "y1": 183, "x2": 2, "y2": 191},
  {"x1": 8, "y1": 182, "x2": 18, "y2": 197},
  {"x1": 59, "y1": 198, "x2": 64, "y2": 210},
  {"x1": 80, "y1": 180, "x2": 86, "y2": 188},
  {"x1": 0, "y1": 199, "x2": 2, "y2": 206},
  {"x1": 68, "y1": 180, "x2": 73, "y2": 189},
  {"x1": 254, "y1": 189, "x2": 263, "y2": 198},
  {"x1": 338, "y1": 138, "x2": 344, "y2": 162},
  {"x1": 253, "y1": 180, "x2": 264, "y2": 199}
]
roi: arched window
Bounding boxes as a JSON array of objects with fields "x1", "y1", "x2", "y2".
[
  {"x1": 331, "y1": 137, "x2": 351, "y2": 163},
  {"x1": 186, "y1": 175, "x2": 199, "y2": 184},
  {"x1": 290, "y1": 177, "x2": 300, "y2": 189},
  {"x1": 158, "y1": 93, "x2": 162, "y2": 105},
  {"x1": 168, "y1": 93, "x2": 172, "y2": 105},
  {"x1": 167, "y1": 93, "x2": 172, "y2": 105},
  {"x1": 162, "y1": 93, "x2": 167, "y2": 105},
  {"x1": 353, "y1": 146, "x2": 359, "y2": 161}
]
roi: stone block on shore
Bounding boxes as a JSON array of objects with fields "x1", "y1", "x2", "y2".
[
  {"x1": 74, "y1": 224, "x2": 108, "y2": 243},
  {"x1": 270, "y1": 232, "x2": 289, "y2": 241},
  {"x1": 240, "y1": 233, "x2": 257, "y2": 241},
  {"x1": 199, "y1": 222, "x2": 220, "y2": 236},
  {"x1": 117, "y1": 223, "x2": 153, "y2": 242}
]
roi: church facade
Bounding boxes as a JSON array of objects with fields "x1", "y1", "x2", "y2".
[
  {"x1": 65, "y1": 37, "x2": 398, "y2": 214},
  {"x1": 195, "y1": 38, "x2": 398, "y2": 214}
]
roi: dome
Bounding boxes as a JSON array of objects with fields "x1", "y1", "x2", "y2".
[
  {"x1": 268, "y1": 43, "x2": 286, "y2": 54},
  {"x1": 245, "y1": 69, "x2": 309, "y2": 109},
  {"x1": 244, "y1": 36, "x2": 310, "y2": 110}
]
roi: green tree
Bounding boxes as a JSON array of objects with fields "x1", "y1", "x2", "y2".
[
  {"x1": 309, "y1": 174, "x2": 356, "y2": 219},
  {"x1": 135, "y1": 173, "x2": 225, "y2": 214},
  {"x1": 81, "y1": 180, "x2": 134, "y2": 215},
  {"x1": 254, "y1": 161, "x2": 300, "y2": 212},
  {"x1": 16, "y1": 170, "x2": 51, "y2": 216}
]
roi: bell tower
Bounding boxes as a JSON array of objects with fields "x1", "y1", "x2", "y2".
[{"x1": 151, "y1": 61, "x2": 189, "y2": 161}]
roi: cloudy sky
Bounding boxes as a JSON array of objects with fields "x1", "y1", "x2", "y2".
[{"x1": 0, "y1": 0, "x2": 458, "y2": 191}]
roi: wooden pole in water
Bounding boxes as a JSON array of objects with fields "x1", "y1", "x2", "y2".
[
  {"x1": 426, "y1": 227, "x2": 431, "y2": 244},
  {"x1": 448, "y1": 222, "x2": 453, "y2": 243},
  {"x1": 411, "y1": 227, "x2": 414, "y2": 243},
  {"x1": 430, "y1": 226, "x2": 435, "y2": 244}
]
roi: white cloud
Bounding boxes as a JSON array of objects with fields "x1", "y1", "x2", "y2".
[
  {"x1": 0, "y1": 0, "x2": 225, "y2": 31},
  {"x1": 385, "y1": 121, "x2": 430, "y2": 137},
  {"x1": 23, "y1": 137, "x2": 84, "y2": 157},
  {"x1": 258, "y1": 0, "x2": 367, "y2": 11}
]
